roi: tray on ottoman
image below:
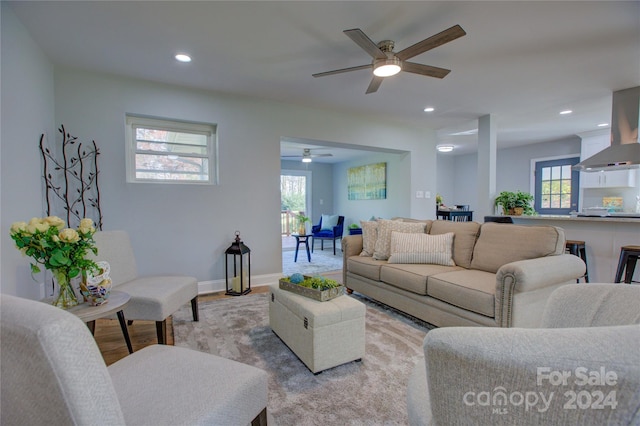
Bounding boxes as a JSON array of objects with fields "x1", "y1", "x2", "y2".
[{"x1": 279, "y1": 278, "x2": 345, "y2": 302}]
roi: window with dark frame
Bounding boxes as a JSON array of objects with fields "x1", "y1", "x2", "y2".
[{"x1": 534, "y1": 157, "x2": 580, "y2": 215}]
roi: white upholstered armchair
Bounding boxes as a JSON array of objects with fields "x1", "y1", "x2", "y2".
[
  {"x1": 407, "y1": 284, "x2": 640, "y2": 425},
  {"x1": 92, "y1": 230, "x2": 199, "y2": 344},
  {"x1": 0, "y1": 294, "x2": 268, "y2": 425}
]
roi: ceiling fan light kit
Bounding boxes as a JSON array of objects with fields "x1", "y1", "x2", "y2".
[
  {"x1": 437, "y1": 145, "x2": 454, "y2": 153},
  {"x1": 313, "y1": 25, "x2": 466, "y2": 93},
  {"x1": 373, "y1": 57, "x2": 402, "y2": 77},
  {"x1": 282, "y1": 148, "x2": 332, "y2": 163}
]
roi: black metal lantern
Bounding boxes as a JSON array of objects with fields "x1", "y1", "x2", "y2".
[{"x1": 225, "y1": 231, "x2": 251, "y2": 296}]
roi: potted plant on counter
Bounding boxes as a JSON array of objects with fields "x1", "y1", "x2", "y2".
[
  {"x1": 514, "y1": 191, "x2": 535, "y2": 215},
  {"x1": 495, "y1": 191, "x2": 535, "y2": 216}
]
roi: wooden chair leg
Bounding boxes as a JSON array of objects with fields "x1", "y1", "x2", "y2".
[
  {"x1": 191, "y1": 296, "x2": 199, "y2": 322},
  {"x1": 156, "y1": 320, "x2": 167, "y2": 344},
  {"x1": 251, "y1": 408, "x2": 267, "y2": 426},
  {"x1": 86, "y1": 320, "x2": 96, "y2": 335}
]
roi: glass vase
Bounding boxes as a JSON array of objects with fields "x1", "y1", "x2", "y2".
[{"x1": 52, "y1": 269, "x2": 79, "y2": 309}]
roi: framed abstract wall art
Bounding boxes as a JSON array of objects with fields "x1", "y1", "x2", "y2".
[{"x1": 347, "y1": 162, "x2": 387, "y2": 200}]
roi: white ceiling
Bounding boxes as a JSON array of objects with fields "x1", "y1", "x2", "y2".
[{"x1": 8, "y1": 1, "x2": 640, "y2": 162}]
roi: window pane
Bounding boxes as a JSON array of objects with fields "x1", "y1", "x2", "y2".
[
  {"x1": 541, "y1": 181, "x2": 551, "y2": 195},
  {"x1": 560, "y1": 193, "x2": 571, "y2": 208},
  {"x1": 136, "y1": 140, "x2": 208, "y2": 156},
  {"x1": 541, "y1": 194, "x2": 550, "y2": 208},
  {"x1": 542, "y1": 167, "x2": 551, "y2": 180},
  {"x1": 135, "y1": 154, "x2": 208, "y2": 180},
  {"x1": 551, "y1": 194, "x2": 561, "y2": 208},
  {"x1": 136, "y1": 128, "x2": 207, "y2": 146},
  {"x1": 551, "y1": 166, "x2": 561, "y2": 180},
  {"x1": 551, "y1": 180, "x2": 561, "y2": 193}
]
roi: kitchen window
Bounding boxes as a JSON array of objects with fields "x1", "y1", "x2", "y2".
[
  {"x1": 534, "y1": 157, "x2": 580, "y2": 215},
  {"x1": 125, "y1": 115, "x2": 217, "y2": 184}
]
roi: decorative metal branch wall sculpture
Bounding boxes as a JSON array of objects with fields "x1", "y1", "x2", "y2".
[{"x1": 40, "y1": 125, "x2": 103, "y2": 229}]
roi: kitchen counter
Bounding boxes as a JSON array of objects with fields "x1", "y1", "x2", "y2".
[
  {"x1": 507, "y1": 214, "x2": 640, "y2": 223},
  {"x1": 507, "y1": 215, "x2": 639, "y2": 283}
]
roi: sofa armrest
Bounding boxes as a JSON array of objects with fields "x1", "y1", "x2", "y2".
[
  {"x1": 541, "y1": 283, "x2": 640, "y2": 328},
  {"x1": 341, "y1": 235, "x2": 363, "y2": 259},
  {"x1": 423, "y1": 325, "x2": 640, "y2": 425},
  {"x1": 495, "y1": 254, "x2": 586, "y2": 327}
]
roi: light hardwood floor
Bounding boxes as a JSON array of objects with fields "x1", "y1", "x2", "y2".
[{"x1": 95, "y1": 286, "x2": 269, "y2": 366}]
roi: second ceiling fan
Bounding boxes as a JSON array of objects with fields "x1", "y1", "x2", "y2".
[{"x1": 313, "y1": 24, "x2": 466, "y2": 94}]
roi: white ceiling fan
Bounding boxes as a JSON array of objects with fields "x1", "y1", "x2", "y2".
[{"x1": 282, "y1": 148, "x2": 333, "y2": 163}]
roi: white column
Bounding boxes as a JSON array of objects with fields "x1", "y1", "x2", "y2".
[{"x1": 477, "y1": 114, "x2": 497, "y2": 220}]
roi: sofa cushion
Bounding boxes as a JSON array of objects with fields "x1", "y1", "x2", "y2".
[
  {"x1": 429, "y1": 221, "x2": 480, "y2": 269},
  {"x1": 380, "y1": 264, "x2": 462, "y2": 295},
  {"x1": 373, "y1": 220, "x2": 427, "y2": 260},
  {"x1": 388, "y1": 232, "x2": 455, "y2": 266},
  {"x1": 427, "y1": 269, "x2": 496, "y2": 317},
  {"x1": 347, "y1": 256, "x2": 387, "y2": 281},
  {"x1": 470, "y1": 223, "x2": 565, "y2": 273},
  {"x1": 359, "y1": 220, "x2": 379, "y2": 257}
]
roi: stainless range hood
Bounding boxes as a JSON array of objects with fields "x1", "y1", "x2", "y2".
[{"x1": 573, "y1": 86, "x2": 640, "y2": 172}]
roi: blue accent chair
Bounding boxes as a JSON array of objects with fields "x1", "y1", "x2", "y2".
[{"x1": 311, "y1": 215, "x2": 344, "y2": 255}]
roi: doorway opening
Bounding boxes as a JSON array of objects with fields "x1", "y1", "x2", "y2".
[{"x1": 281, "y1": 170, "x2": 312, "y2": 250}]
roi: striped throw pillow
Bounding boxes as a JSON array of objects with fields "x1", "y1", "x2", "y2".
[{"x1": 388, "y1": 231, "x2": 456, "y2": 266}]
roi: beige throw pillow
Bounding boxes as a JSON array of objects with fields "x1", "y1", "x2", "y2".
[
  {"x1": 373, "y1": 219, "x2": 427, "y2": 260},
  {"x1": 359, "y1": 220, "x2": 379, "y2": 257},
  {"x1": 388, "y1": 231, "x2": 456, "y2": 266}
]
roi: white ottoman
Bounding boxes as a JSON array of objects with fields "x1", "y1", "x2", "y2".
[{"x1": 269, "y1": 284, "x2": 366, "y2": 374}]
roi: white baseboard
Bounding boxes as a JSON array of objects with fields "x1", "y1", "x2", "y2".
[{"x1": 197, "y1": 272, "x2": 282, "y2": 295}]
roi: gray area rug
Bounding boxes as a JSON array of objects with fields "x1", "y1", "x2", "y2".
[
  {"x1": 282, "y1": 244, "x2": 343, "y2": 277},
  {"x1": 172, "y1": 292, "x2": 434, "y2": 425}
]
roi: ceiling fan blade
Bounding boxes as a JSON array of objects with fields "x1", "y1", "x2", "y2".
[
  {"x1": 396, "y1": 24, "x2": 466, "y2": 61},
  {"x1": 310, "y1": 153, "x2": 333, "y2": 158},
  {"x1": 366, "y1": 76, "x2": 384, "y2": 94},
  {"x1": 344, "y1": 29, "x2": 387, "y2": 60},
  {"x1": 313, "y1": 64, "x2": 372, "y2": 78},
  {"x1": 402, "y1": 62, "x2": 451, "y2": 79}
]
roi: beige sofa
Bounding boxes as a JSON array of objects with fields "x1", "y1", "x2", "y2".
[{"x1": 342, "y1": 219, "x2": 586, "y2": 328}]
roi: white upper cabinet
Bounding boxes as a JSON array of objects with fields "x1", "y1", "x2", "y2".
[{"x1": 580, "y1": 133, "x2": 636, "y2": 188}]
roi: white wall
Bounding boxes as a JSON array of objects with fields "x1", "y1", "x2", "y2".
[
  {"x1": 32, "y1": 68, "x2": 434, "y2": 295},
  {"x1": 1, "y1": 4, "x2": 55, "y2": 298}
]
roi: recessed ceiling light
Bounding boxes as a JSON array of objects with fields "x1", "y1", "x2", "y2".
[
  {"x1": 559, "y1": 110, "x2": 573, "y2": 115},
  {"x1": 437, "y1": 145, "x2": 454, "y2": 153},
  {"x1": 175, "y1": 54, "x2": 192, "y2": 63},
  {"x1": 597, "y1": 123, "x2": 609, "y2": 127},
  {"x1": 423, "y1": 107, "x2": 435, "y2": 112}
]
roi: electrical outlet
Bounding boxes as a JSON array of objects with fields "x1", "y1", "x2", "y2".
[
  {"x1": 425, "y1": 191, "x2": 431, "y2": 199},
  {"x1": 416, "y1": 191, "x2": 424, "y2": 199}
]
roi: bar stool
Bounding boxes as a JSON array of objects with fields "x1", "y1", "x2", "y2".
[
  {"x1": 614, "y1": 245, "x2": 640, "y2": 284},
  {"x1": 565, "y1": 240, "x2": 589, "y2": 283}
]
